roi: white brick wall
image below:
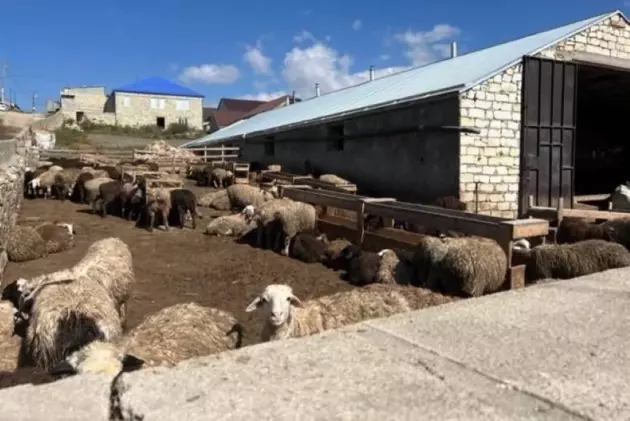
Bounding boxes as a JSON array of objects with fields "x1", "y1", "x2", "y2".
[{"x1": 458, "y1": 12, "x2": 630, "y2": 218}]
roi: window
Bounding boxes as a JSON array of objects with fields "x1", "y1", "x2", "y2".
[
  {"x1": 121, "y1": 96, "x2": 130, "y2": 107},
  {"x1": 150, "y1": 98, "x2": 165, "y2": 109},
  {"x1": 178, "y1": 117, "x2": 188, "y2": 125},
  {"x1": 327, "y1": 123, "x2": 345, "y2": 151},
  {"x1": 176, "y1": 99, "x2": 190, "y2": 110},
  {"x1": 150, "y1": 98, "x2": 158, "y2": 109},
  {"x1": 158, "y1": 98, "x2": 165, "y2": 109},
  {"x1": 264, "y1": 139, "x2": 275, "y2": 156}
]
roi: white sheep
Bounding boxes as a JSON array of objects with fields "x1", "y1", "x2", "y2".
[
  {"x1": 82, "y1": 176, "x2": 114, "y2": 204},
  {"x1": 319, "y1": 174, "x2": 350, "y2": 185},
  {"x1": 274, "y1": 201, "x2": 318, "y2": 256},
  {"x1": 226, "y1": 184, "x2": 278, "y2": 210},
  {"x1": 0, "y1": 301, "x2": 21, "y2": 371},
  {"x1": 204, "y1": 213, "x2": 254, "y2": 237},
  {"x1": 242, "y1": 198, "x2": 294, "y2": 249},
  {"x1": 610, "y1": 183, "x2": 630, "y2": 211},
  {"x1": 49, "y1": 340, "x2": 143, "y2": 377},
  {"x1": 21, "y1": 275, "x2": 123, "y2": 370},
  {"x1": 376, "y1": 249, "x2": 416, "y2": 285},
  {"x1": 245, "y1": 283, "x2": 411, "y2": 342}
]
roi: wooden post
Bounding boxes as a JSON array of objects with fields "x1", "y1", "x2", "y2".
[
  {"x1": 498, "y1": 222, "x2": 525, "y2": 290},
  {"x1": 171, "y1": 155, "x2": 175, "y2": 174},
  {"x1": 557, "y1": 197, "x2": 564, "y2": 225},
  {"x1": 203, "y1": 147, "x2": 207, "y2": 163},
  {"x1": 356, "y1": 201, "x2": 366, "y2": 247}
]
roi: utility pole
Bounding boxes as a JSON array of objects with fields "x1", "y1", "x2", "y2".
[
  {"x1": 32, "y1": 92, "x2": 37, "y2": 112},
  {"x1": 0, "y1": 60, "x2": 8, "y2": 104}
]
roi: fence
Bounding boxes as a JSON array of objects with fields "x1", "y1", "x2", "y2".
[
  {"x1": 277, "y1": 185, "x2": 550, "y2": 290},
  {"x1": 527, "y1": 196, "x2": 630, "y2": 223},
  {"x1": 37, "y1": 145, "x2": 240, "y2": 165}
]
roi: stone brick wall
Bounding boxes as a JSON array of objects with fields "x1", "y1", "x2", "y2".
[
  {"x1": 0, "y1": 129, "x2": 28, "y2": 280},
  {"x1": 458, "y1": 64, "x2": 522, "y2": 218},
  {"x1": 458, "y1": 12, "x2": 629, "y2": 218},
  {"x1": 60, "y1": 86, "x2": 115, "y2": 125},
  {"x1": 115, "y1": 92, "x2": 204, "y2": 130}
]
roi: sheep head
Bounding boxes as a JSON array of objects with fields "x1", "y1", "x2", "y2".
[
  {"x1": 49, "y1": 341, "x2": 144, "y2": 377},
  {"x1": 241, "y1": 205, "x2": 256, "y2": 220},
  {"x1": 245, "y1": 284, "x2": 303, "y2": 327},
  {"x1": 512, "y1": 239, "x2": 531, "y2": 250},
  {"x1": 55, "y1": 222, "x2": 75, "y2": 236}
]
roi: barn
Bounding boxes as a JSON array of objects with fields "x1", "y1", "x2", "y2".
[{"x1": 184, "y1": 10, "x2": 630, "y2": 219}]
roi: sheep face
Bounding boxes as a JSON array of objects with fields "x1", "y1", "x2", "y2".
[
  {"x1": 56, "y1": 222, "x2": 75, "y2": 236},
  {"x1": 512, "y1": 239, "x2": 530, "y2": 250},
  {"x1": 242, "y1": 205, "x2": 256, "y2": 220},
  {"x1": 245, "y1": 284, "x2": 303, "y2": 327},
  {"x1": 377, "y1": 248, "x2": 394, "y2": 257},
  {"x1": 50, "y1": 341, "x2": 144, "y2": 377}
]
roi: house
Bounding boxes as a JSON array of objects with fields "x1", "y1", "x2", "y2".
[
  {"x1": 183, "y1": 10, "x2": 630, "y2": 219},
  {"x1": 60, "y1": 77, "x2": 204, "y2": 130},
  {"x1": 202, "y1": 95, "x2": 298, "y2": 134}
]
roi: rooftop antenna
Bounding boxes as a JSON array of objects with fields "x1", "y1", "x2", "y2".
[
  {"x1": 369, "y1": 65, "x2": 374, "y2": 81},
  {"x1": 314, "y1": 83, "x2": 320, "y2": 97},
  {"x1": 450, "y1": 42, "x2": 458, "y2": 58}
]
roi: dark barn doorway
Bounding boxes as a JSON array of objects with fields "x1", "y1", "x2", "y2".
[
  {"x1": 574, "y1": 64, "x2": 630, "y2": 198},
  {"x1": 520, "y1": 55, "x2": 630, "y2": 216}
]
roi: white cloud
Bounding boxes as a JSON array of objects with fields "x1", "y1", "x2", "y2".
[
  {"x1": 237, "y1": 91, "x2": 287, "y2": 101},
  {"x1": 380, "y1": 54, "x2": 390, "y2": 61},
  {"x1": 244, "y1": 42, "x2": 272, "y2": 75},
  {"x1": 394, "y1": 24, "x2": 460, "y2": 66},
  {"x1": 352, "y1": 19, "x2": 362, "y2": 31},
  {"x1": 293, "y1": 30, "x2": 317, "y2": 43},
  {"x1": 178, "y1": 64, "x2": 240, "y2": 84}
]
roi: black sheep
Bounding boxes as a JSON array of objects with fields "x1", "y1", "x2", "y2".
[
  {"x1": 23, "y1": 170, "x2": 35, "y2": 199},
  {"x1": 289, "y1": 230, "x2": 328, "y2": 263},
  {"x1": 70, "y1": 172, "x2": 94, "y2": 204},
  {"x1": 169, "y1": 189, "x2": 198, "y2": 229},
  {"x1": 94, "y1": 180, "x2": 124, "y2": 217},
  {"x1": 338, "y1": 245, "x2": 380, "y2": 286},
  {"x1": 99, "y1": 166, "x2": 121, "y2": 180}
]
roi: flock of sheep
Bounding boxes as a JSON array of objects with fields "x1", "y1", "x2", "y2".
[{"x1": 3, "y1": 157, "x2": 630, "y2": 386}]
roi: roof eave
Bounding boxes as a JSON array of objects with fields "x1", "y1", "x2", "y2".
[
  {"x1": 112, "y1": 89, "x2": 204, "y2": 98},
  {"x1": 460, "y1": 10, "x2": 623, "y2": 94}
]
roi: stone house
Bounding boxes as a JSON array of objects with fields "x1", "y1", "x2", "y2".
[
  {"x1": 60, "y1": 77, "x2": 204, "y2": 130},
  {"x1": 184, "y1": 10, "x2": 630, "y2": 218}
]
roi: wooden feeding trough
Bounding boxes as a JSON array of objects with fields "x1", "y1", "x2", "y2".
[
  {"x1": 230, "y1": 162, "x2": 250, "y2": 184},
  {"x1": 279, "y1": 186, "x2": 550, "y2": 291}
]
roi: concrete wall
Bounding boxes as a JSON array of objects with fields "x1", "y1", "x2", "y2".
[
  {"x1": 241, "y1": 96, "x2": 461, "y2": 202},
  {"x1": 114, "y1": 92, "x2": 204, "y2": 130},
  {"x1": 0, "y1": 128, "x2": 29, "y2": 281},
  {"x1": 458, "y1": 12, "x2": 630, "y2": 218}
]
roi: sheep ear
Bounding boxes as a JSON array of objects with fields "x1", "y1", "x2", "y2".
[
  {"x1": 289, "y1": 294, "x2": 303, "y2": 307},
  {"x1": 49, "y1": 360, "x2": 77, "y2": 376},
  {"x1": 245, "y1": 296, "x2": 262, "y2": 312},
  {"x1": 316, "y1": 233, "x2": 328, "y2": 243},
  {"x1": 121, "y1": 354, "x2": 145, "y2": 372}
]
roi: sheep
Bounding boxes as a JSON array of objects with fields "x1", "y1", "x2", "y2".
[
  {"x1": 29, "y1": 169, "x2": 58, "y2": 199},
  {"x1": 319, "y1": 237, "x2": 353, "y2": 270},
  {"x1": 170, "y1": 189, "x2": 199, "y2": 229},
  {"x1": 198, "y1": 190, "x2": 225, "y2": 207},
  {"x1": 243, "y1": 198, "x2": 294, "y2": 249},
  {"x1": 50, "y1": 303, "x2": 243, "y2": 375},
  {"x1": 34, "y1": 222, "x2": 75, "y2": 254},
  {"x1": 245, "y1": 284, "x2": 412, "y2": 342},
  {"x1": 273, "y1": 201, "x2": 318, "y2": 256},
  {"x1": 362, "y1": 283, "x2": 457, "y2": 311},
  {"x1": 118, "y1": 302, "x2": 243, "y2": 367},
  {"x1": 205, "y1": 213, "x2": 254, "y2": 237},
  {"x1": 52, "y1": 168, "x2": 82, "y2": 201},
  {"x1": 92, "y1": 180, "x2": 124, "y2": 217},
  {"x1": 226, "y1": 184, "x2": 277, "y2": 210},
  {"x1": 610, "y1": 183, "x2": 630, "y2": 211},
  {"x1": 288, "y1": 230, "x2": 328, "y2": 263},
  {"x1": 319, "y1": 174, "x2": 350, "y2": 185},
  {"x1": 98, "y1": 165, "x2": 121, "y2": 180},
  {"x1": 6, "y1": 225, "x2": 47, "y2": 262},
  {"x1": 511, "y1": 238, "x2": 630, "y2": 284},
  {"x1": 71, "y1": 237, "x2": 134, "y2": 323},
  {"x1": 376, "y1": 249, "x2": 416, "y2": 286},
  {"x1": 145, "y1": 187, "x2": 172, "y2": 231},
  {"x1": 337, "y1": 244, "x2": 381, "y2": 286},
  {"x1": 69, "y1": 172, "x2": 94, "y2": 203},
  {"x1": 211, "y1": 168, "x2": 235, "y2": 188},
  {"x1": 411, "y1": 235, "x2": 450, "y2": 285},
  {"x1": 117, "y1": 182, "x2": 139, "y2": 220},
  {"x1": 19, "y1": 275, "x2": 123, "y2": 370},
  {"x1": 82, "y1": 176, "x2": 114, "y2": 204},
  {"x1": 49, "y1": 340, "x2": 143, "y2": 377},
  {"x1": 24, "y1": 170, "x2": 37, "y2": 198},
  {"x1": 555, "y1": 217, "x2": 615, "y2": 244},
  {"x1": 0, "y1": 301, "x2": 20, "y2": 371},
  {"x1": 422, "y1": 236, "x2": 508, "y2": 297}
]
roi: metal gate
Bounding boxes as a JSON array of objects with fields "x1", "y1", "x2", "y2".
[{"x1": 519, "y1": 56, "x2": 577, "y2": 216}]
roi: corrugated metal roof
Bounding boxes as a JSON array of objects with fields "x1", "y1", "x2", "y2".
[
  {"x1": 182, "y1": 10, "x2": 618, "y2": 148},
  {"x1": 114, "y1": 76, "x2": 203, "y2": 98}
]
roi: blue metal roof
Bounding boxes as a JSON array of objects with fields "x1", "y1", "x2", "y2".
[
  {"x1": 114, "y1": 76, "x2": 203, "y2": 98},
  {"x1": 182, "y1": 10, "x2": 619, "y2": 148}
]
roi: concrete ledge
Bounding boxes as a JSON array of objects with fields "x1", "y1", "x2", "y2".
[{"x1": 2, "y1": 268, "x2": 630, "y2": 420}]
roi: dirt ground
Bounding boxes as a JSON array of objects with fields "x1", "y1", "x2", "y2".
[{"x1": 3, "y1": 194, "x2": 354, "y2": 348}]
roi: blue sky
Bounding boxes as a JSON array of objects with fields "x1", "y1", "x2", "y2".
[{"x1": 0, "y1": 0, "x2": 626, "y2": 110}]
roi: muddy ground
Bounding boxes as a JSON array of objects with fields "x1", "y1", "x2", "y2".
[{"x1": 3, "y1": 194, "x2": 354, "y2": 349}]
